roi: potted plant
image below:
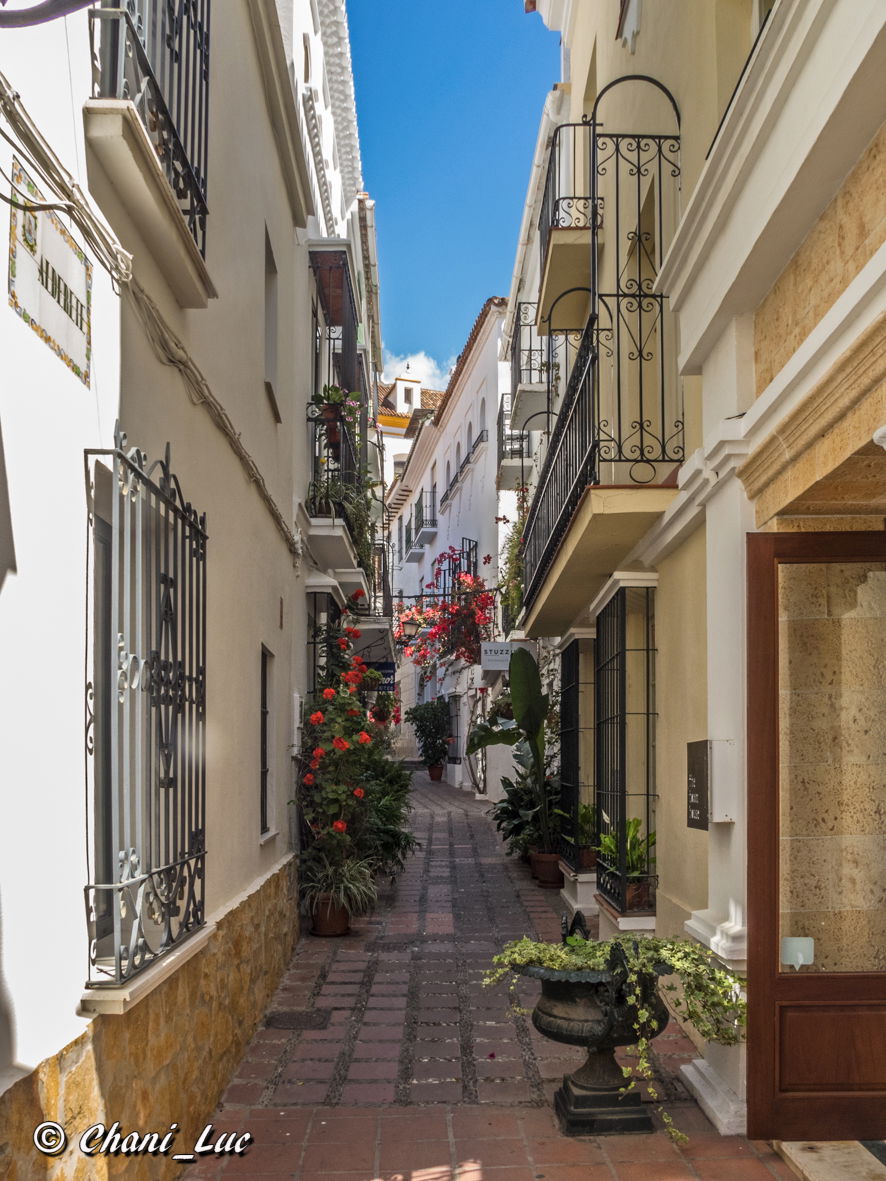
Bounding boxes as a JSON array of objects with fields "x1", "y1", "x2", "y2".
[
  {"x1": 486, "y1": 930, "x2": 746, "y2": 1139},
  {"x1": 468, "y1": 647, "x2": 563, "y2": 887},
  {"x1": 405, "y1": 699, "x2": 450, "y2": 780},
  {"x1": 310, "y1": 382, "x2": 348, "y2": 421},
  {"x1": 299, "y1": 838, "x2": 377, "y2": 937},
  {"x1": 597, "y1": 817, "x2": 656, "y2": 911}
]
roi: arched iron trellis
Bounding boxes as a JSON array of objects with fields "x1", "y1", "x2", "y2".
[{"x1": 523, "y1": 76, "x2": 683, "y2": 608}]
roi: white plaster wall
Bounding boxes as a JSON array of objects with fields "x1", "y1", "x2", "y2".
[{"x1": 0, "y1": 14, "x2": 121, "y2": 1074}]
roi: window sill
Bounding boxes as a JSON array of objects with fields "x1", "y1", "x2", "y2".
[
  {"x1": 83, "y1": 98, "x2": 216, "y2": 309},
  {"x1": 259, "y1": 828, "x2": 279, "y2": 846},
  {"x1": 77, "y1": 922, "x2": 215, "y2": 1016}
]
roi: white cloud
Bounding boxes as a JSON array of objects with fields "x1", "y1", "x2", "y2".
[{"x1": 381, "y1": 348, "x2": 457, "y2": 390}]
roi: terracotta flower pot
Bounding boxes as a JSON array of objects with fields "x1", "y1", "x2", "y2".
[
  {"x1": 427, "y1": 764, "x2": 444, "y2": 781},
  {"x1": 530, "y1": 850, "x2": 564, "y2": 889},
  {"x1": 625, "y1": 880, "x2": 653, "y2": 912},
  {"x1": 310, "y1": 894, "x2": 350, "y2": 937},
  {"x1": 578, "y1": 847, "x2": 597, "y2": 871}
]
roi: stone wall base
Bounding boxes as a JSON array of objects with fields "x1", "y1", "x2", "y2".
[{"x1": 0, "y1": 856, "x2": 298, "y2": 1181}]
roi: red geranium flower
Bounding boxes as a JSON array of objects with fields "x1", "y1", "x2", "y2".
[
  {"x1": 309, "y1": 711, "x2": 324, "y2": 725},
  {"x1": 337, "y1": 637, "x2": 348, "y2": 649},
  {"x1": 322, "y1": 687, "x2": 336, "y2": 700},
  {"x1": 312, "y1": 747, "x2": 325, "y2": 759},
  {"x1": 347, "y1": 708, "x2": 361, "y2": 716},
  {"x1": 303, "y1": 773, "x2": 315, "y2": 785},
  {"x1": 332, "y1": 736, "x2": 350, "y2": 751},
  {"x1": 353, "y1": 788, "x2": 365, "y2": 799},
  {"x1": 332, "y1": 819, "x2": 347, "y2": 833},
  {"x1": 350, "y1": 588, "x2": 366, "y2": 601},
  {"x1": 357, "y1": 731, "x2": 371, "y2": 745},
  {"x1": 309, "y1": 759, "x2": 320, "y2": 770}
]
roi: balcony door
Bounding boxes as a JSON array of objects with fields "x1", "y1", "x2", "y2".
[{"x1": 747, "y1": 531, "x2": 886, "y2": 1138}]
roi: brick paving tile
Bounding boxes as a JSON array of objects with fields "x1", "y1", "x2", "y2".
[
  {"x1": 185, "y1": 775, "x2": 772, "y2": 1181},
  {"x1": 693, "y1": 1160, "x2": 782, "y2": 1181}
]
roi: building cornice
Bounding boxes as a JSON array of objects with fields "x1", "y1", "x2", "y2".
[
  {"x1": 317, "y1": 0, "x2": 363, "y2": 207},
  {"x1": 302, "y1": 87, "x2": 335, "y2": 235}
]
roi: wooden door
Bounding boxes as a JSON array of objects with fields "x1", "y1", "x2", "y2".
[{"x1": 747, "y1": 531, "x2": 886, "y2": 1139}]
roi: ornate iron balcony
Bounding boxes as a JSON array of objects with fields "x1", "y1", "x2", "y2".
[
  {"x1": 90, "y1": 1, "x2": 211, "y2": 256},
  {"x1": 511, "y1": 301, "x2": 546, "y2": 391},
  {"x1": 523, "y1": 77, "x2": 684, "y2": 611},
  {"x1": 538, "y1": 120, "x2": 596, "y2": 278}
]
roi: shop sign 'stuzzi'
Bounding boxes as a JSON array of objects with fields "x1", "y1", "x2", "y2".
[{"x1": 8, "y1": 156, "x2": 92, "y2": 386}]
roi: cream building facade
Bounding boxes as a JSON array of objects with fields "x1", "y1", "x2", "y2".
[
  {"x1": 387, "y1": 299, "x2": 519, "y2": 795},
  {"x1": 0, "y1": 1, "x2": 386, "y2": 1174},
  {"x1": 510, "y1": 0, "x2": 886, "y2": 1141}
]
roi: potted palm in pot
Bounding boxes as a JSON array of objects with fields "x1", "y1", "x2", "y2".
[
  {"x1": 299, "y1": 836, "x2": 377, "y2": 936},
  {"x1": 597, "y1": 817, "x2": 656, "y2": 911},
  {"x1": 468, "y1": 647, "x2": 563, "y2": 887},
  {"x1": 405, "y1": 699, "x2": 450, "y2": 780}
]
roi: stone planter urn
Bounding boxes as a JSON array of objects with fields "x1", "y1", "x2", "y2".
[{"x1": 522, "y1": 942, "x2": 670, "y2": 1135}]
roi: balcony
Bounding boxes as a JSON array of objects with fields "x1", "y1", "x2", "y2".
[
  {"x1": 306, "y1": 413, "x2": 371, "y2": 577},
  {"x1": 310, "y1": 248, "x2": 361, "y2": 399},
  {"x1": 404, "y1": 513, "x2": 424, "y2": 563},
  {"x1": 84, "y1": 0, "x2": 213, "y2": 307},
  {"x1": 497, "y1": 400, "x2": 531, "y2": 491},
  {"x1": 413, "y1": 492, "x2": 438, "y2": 544},
  {"x1": 522, "y1": 78, "x2": 683, "y2": 636},
  {"x1": 349, "y1": 542, "x2": 395, "y2": 664},
  {"x1": 509, "y1": 302, "x2": 548, "y2": 431},
  {"x1": 537, "y1": 121, "x2": 596, "y2": 333}
]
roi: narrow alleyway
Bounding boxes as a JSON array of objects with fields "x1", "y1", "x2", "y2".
[{"x1": 186, "y1": 774, "x2": 792, "y2": 1181}]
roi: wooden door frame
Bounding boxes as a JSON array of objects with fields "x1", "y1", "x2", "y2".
[{"x1": 746, "y1": 529, "x2": 886, "y2": 1139}]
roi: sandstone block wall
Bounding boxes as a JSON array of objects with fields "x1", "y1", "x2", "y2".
[{"x1": 0, "y1": 857, "x2": 298, "y2": 1181}]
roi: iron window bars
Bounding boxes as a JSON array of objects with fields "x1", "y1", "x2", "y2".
[
  {"x1": 307, "y1": 591, "x2": 343, "y2": 694},
  {"x1": 413, "y1": 491, "x2": 437, "y2": 534},
  {"x1": 84, "y1": 427, "x2": 207, "y2": 987},
  {"x1": 90, "y1": 0, "x2": 211, "y2": 256},
  {"x1": 523, "y1": 77, "x2": 683, "y2": 609},
  {"x1": 558, "y1": 638, "x2": 595, "y2": 870},
  {"x1": 511, "y1": 301, "x2": 546, "y2": 391},
  {"x1": 594, "y1": 586, "x2": 656, "y2": 914}
]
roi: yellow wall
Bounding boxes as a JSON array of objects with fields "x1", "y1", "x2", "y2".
[
  {"x1": 755, "y1": 122, "x2": 886, "y2": 396},
  {"x1": 654, "y1": 526, "x2": 709, "y2": 936}
]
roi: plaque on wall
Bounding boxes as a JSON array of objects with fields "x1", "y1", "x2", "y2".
[
  {"x1": 687, "y1": 740, "x2": 709, "y2": 830},
  {"x1": 8, "y1": 156, "x2": 92, "y2": 386}
]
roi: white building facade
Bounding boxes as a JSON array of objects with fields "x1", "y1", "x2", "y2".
[{"x1": 0, "y1": 1, "x2": 387, "y2": 1170}]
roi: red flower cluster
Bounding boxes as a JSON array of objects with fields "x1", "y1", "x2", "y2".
[
  {"x1": 310, "y1": 711, "x2": 324, "y2": 725},
  {"x1": 332, "y1": 819, "x2": 347, "y2": 833},
  {"x1": 353, "y1": 788, "x2": 365, "y2": 799},
  {"x1": 395, "y1": 549, "x2": 495, "y2": 673},
  {"x1": 332, "y1": 735, "x2": 350, "y2": 751},
  {"x1": 322, "y1": 687, "x2": 337, "y2": 700},
  {"x1": 357, "y1": 731, "x2": 371, "y2": 745}
]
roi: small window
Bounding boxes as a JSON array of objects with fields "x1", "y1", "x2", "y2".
[
  {"x1": 479, "y1": 397, "x2": 486, "y2": 427},
  {"x1": 260, "y1": 647, "x2": 273, "y2": 835},
  {"x1": 264, "y1": 230, "x2": 281, "y2": 423},
  {"x1": 303, "y1": 34, "x2": 311, "y2": 83},
  {"x1": 446, "y1": 460, "x2": 451, "y2": 487},
  {"x1": 467, "y1": 423, "x2": 473, "y2": 452}
]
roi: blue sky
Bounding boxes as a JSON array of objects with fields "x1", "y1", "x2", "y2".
[{"x1": 347, "y1": 2, "x2": 560, "y2": 387}]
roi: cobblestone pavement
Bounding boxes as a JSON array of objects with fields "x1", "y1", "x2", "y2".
[{"x1": 185, "y1": 773, "x2": 792, "y2": 1181}]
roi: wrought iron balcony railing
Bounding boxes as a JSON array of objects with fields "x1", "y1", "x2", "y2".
[
  {"x1": 511, "y1": 301, "x2": 546, "y2": 391},
  {"x1": 538, "y1": 120, "x2": 595, "y2": 276},
  {"x1": 497, "y1": 401, "x2": 531, "y2": 465},
  {"x1": 404, "y1": 515, "x2": 416, "y2": 554},
  {"x1": 307, "y1": 414, "x2": 374, "y2": 576},
  {"x1": 90, "y1": 1, "x2": 210, "y2": 256},
  {"x1": 413, "y1": 491, "x2": 437, "y2": 534},
  {"x1": 523, "y1": 76, "x2": 683, "y2": 611}
]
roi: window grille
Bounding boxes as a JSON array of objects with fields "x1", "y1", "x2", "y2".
[
  {"x1": 260, "y1": 649, "x2": 270, "y2": 835},
  {"x1": 595, "y1": 587, "x2": 656, "y2": 913},
  {"x1": 447, "y1": 694, "x2": 461, "y2": 764},
  {"x1": 307, "y1": 591, "x2": 342, "y2": 694},
  {"x1": 84, "y1": 428, "x2": 207, "y2": 987},
  {"x1": 559, "y1": 639, "x2": 595, "y2": 869}
]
